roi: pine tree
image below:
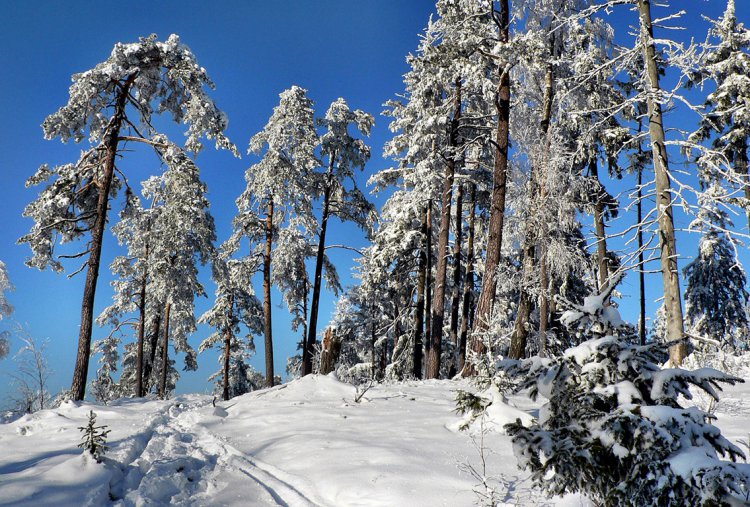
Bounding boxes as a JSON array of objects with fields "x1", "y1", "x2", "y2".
[
  {"x1": 78, "y1": 410, "x2": 110, "y2": 463},
  {"x1": 303, "y1": 98, "x2": 375, "y2": 376},
  {"x1": 199, "y1": 256, "x2": 262, "y2": 401},
  {"x1": 0, "y1": 261, "x2": 13, "y2": 360},
  {"x1": 234, "y1": 86, "x2": 319, "y2": 386},
  {"x1": 19, "y1": 34, "x2": 237, "y2": 400},
  {"x1": 684, "y1": 184, "x2": 749, "y2": 350},
  {"x1": 502, "y1": 285, "x2": 748, "y2": 506},
  {"x1": 0, "y1": 260, "x2": 12, "y2": 321},
  {"x1": 689, "y1": 0, "x2": 750, "y2": 229}
]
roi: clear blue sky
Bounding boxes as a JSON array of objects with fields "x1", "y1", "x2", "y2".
[
  {"x1": 0, "y1": 0, "x2": 739, "y2": 404},
  {"x1": 0, "y1": 1, "x2": 437, "y2": 402}
]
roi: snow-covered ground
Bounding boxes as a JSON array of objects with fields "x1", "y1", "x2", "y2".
[{"x1": 0, "y1": 373, "x2": 747, "y2": 506}]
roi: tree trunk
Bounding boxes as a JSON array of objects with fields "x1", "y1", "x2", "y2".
[
  {"x1": 427, "y1": 78, "x2": 462, "y2": 379},
  {"x1": 458, "y1": 184, "x2": 476, "y2": 371},
  {"x1": 70, "y1": 75, "x2": 136, "y2": 400},
  {"x1": 590, "y1": 159, "x2": 610, "y2": 291},
  {"x1": 465, "y1": 0, "x2": 510, "y2": 375},
  {"x1": 144, "y1": 310, "x2": 162, "y2": 393},
  {"x1": 424, "y1": 200, "x2": 433, "y2": 376},
  {"x1": 638, "y1": 0, "x2": 686, "y2": 364},
  {"x1": 135, "y1": 272, "x2": 147, "y2": 398},
  {"x1": 449, "y1": 183, "x2": 464, "y2": 348},
  {"x1": 509, "y1": 245, "x2": 534, "y2": 359},
  {"x1": 538, "y1": 259, "x2": 550, "y2": 358},
  {"x1": 371, "y1": 312, "x2": 377, "y2": 380},
  {"x1": 304, "y1": 158, "x2": 335, "y2": 375},
  {"x1": 302, "y1": 267, "x2": 309, "y2": 359},
  {"x1": 637, "y1": 161, "x2": 647, "y2": 345},
  {"x1": 159, "y1": 302, "x2": 171, "y2": 400},
  {"x1": 222, "y1": 297, "x2": 234, "y2": 401},
  {"x1": 736, "y1": 139, "x2": 750, "y2": 231},
  {"x1": 320, "y1": 327, "x2": 342, "y2": 375},
  {"x1": 135, "y1": 243, "x2": 150, "y2": 398},
  {"x1": 413, "y1": 206, "x2": 427, "y2": 379},
  {"x1": 263, "y1": 199, "x2": 275, "y2": 386}
]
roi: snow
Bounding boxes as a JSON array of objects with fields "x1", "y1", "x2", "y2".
[
  {"x1": 2, "y1": 372, "x2": 747, "y2": 505},
  {"x1": 0, "y1": 375, "x2": 577, "y2": 506}
]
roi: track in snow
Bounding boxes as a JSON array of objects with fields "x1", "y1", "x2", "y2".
[{"x1": 103, "y1": 399, "x2": 320, "y2": 507}]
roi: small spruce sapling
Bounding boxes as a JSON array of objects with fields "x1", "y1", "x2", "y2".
[
  {"x1": 78, "y1": 410, "x2": 111, "y2": 463},
  {"x1": 501, "y1": 283, "x2": 749, "y2": 506}
]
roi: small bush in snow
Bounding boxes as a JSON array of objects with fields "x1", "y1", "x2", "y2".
[
  {"x1": 502, "y1": 288, "x2": 750, "y2": 506},
  {"x1": 78, "y1": 410, "x2": 110, "y2": 463}
]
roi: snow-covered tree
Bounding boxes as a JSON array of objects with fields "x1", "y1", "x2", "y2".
[
  {"x1": 233, "y1": 85, "x2": 319, "y2": 386},
  {"x1": 684, "y1": 184, "x2": 748, "y2": 350},
  {"x1": 0, "y1": 261, "x2": 13, "y2": 360},
  {"x1": 90, "y1": 334, "x2": 121, "y2": 404},
  {"x1": 689, "y1": 0, "x2": 750, "y2": 228},
  {"x1": 502, "y1": 286, "x2": 749, "y2": 506},
  {"x1": 199, "y1": 256, "x2": 262, "y2": 401},
  {"x1": 0, "y1": 261, "x2": 12, "y2": 322},
  {"x1": 19, "y1": 34, "x2": 237, "y2": 400},
  {"x1": 302, "y1": 98, "x2": 375, "y2": 376},
  {"x1": 95, "y1": 144, "x2": 216, "y2": 398}
]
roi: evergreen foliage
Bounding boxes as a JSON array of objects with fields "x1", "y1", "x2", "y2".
[
  {"x1": 502, "y1": 288, "x2": 749, "y2": 506},
  {"x1": 684, "y1": 185, "x2": 749, "y2": 350},
  {"x1": 78, "y1": 410, "x2": 110, "y2": 463}
]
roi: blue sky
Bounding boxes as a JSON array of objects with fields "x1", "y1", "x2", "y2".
[
  {"x1": 0, "y1": 0, "x2": 740, "y2": 404},
  {"x1": 0, "y1": 1, "x2": 437, "y2": 401}
]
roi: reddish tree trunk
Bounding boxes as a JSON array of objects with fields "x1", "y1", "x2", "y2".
[
  {"x1": 458, "y1": 184, "x2": 476, "y2": 371},
  {"x1": 263, "y1": 199, "x2": 275, "y2": 386},
  {"x1": 222, "y1": 298, "x2": 234, "y2": 401},
  {"x1": 449, "y1": 183, "x2": 464, "y2": 348},
  {"x1": 70, "y1": 75, "x2": 136, "y2": 400},
  {"x1": 412, "y1": 206, "x2": 427, "y2": 379},
  {"x1": 159, "y1": 302, "x2": 171, "y2": 400},
  {"x1": 465, "y1": 1, "x2": 510, "y2": 375},
  {"x1": 427, "y1": 78, "x2": 462, "y2": 379}
]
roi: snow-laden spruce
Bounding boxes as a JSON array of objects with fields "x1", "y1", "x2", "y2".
[
  {"x1": 683, "y1": 184, "x2": 749, "y2": 352},
  {"x1": 19, "y1": 33, "x2": 237, "y2": 400},
  {"x1": 688, "y1": 0, "x2": 750, "y2": 228},
  {"x1": 499, "y1": 286, "x2": 749, "y2": 506}
]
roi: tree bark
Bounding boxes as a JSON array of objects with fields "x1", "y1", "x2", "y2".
[
  {"x1": 590, "y1": 159, "x2": 610, "y2": 291},
  {"x1": 159, "y1": 302, "x2": 171, "y2": 400},
  {"x1": 304, "y1": 157, "x2": 335, "y2": 375},
  {"x1": 263, "y1": 199, "x2": 275, "y2": 386},
  {"x1": 458, "y1": 184, "x2": 476, "y2": 371},
  {"x1": 427, "y1": 78, "x2": 462, "y2": 379},
  {"x1": 637, "y1": 161, "x2": 647, "y2": 345},
  {"x1": 222, "y1": 298, "x2": 234, "y2": 401},
  {"x1": 509, "y1": 54, "x2": 556, "y2": 360},
  {"x1": 413, "y1": 206, "x2": 427, "y2": 379},
  {"x1": 135, "y1": 243, "x2": 150, "y2": 398},
  {"x1": 70, "y1": 74, "x2": 136, "y2": 400},
  {"x1": 638, "y1": 0, "x2": 686, "y2": 365},
  {"x1": 449, "y1": 183, "x2": 464, "y2": 348},
  {"x1": 736, "y1": 139, "x2": 750, "y2": 231},
  {"x1": 144, "y1": 310, "x2": 162, "y2": 393},
  {"x1": 424, "y1": 200, "x2": 433, "y2": 374},
  {"x1": 465, "y1": 0, "x2": 510, "y2": 375}
]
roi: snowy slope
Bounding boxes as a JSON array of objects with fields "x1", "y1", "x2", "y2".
[{"x1": 0, "y1": 374, "x2": 746, "y2": 506}]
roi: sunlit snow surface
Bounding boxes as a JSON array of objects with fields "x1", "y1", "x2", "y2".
[{"x1": 2, "y1": 372, "x2": 746, "y2": 506}]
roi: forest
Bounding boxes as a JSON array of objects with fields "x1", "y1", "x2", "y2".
[{"x1": 1, "y1": 0, "x2": 750, "y2": 505}]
